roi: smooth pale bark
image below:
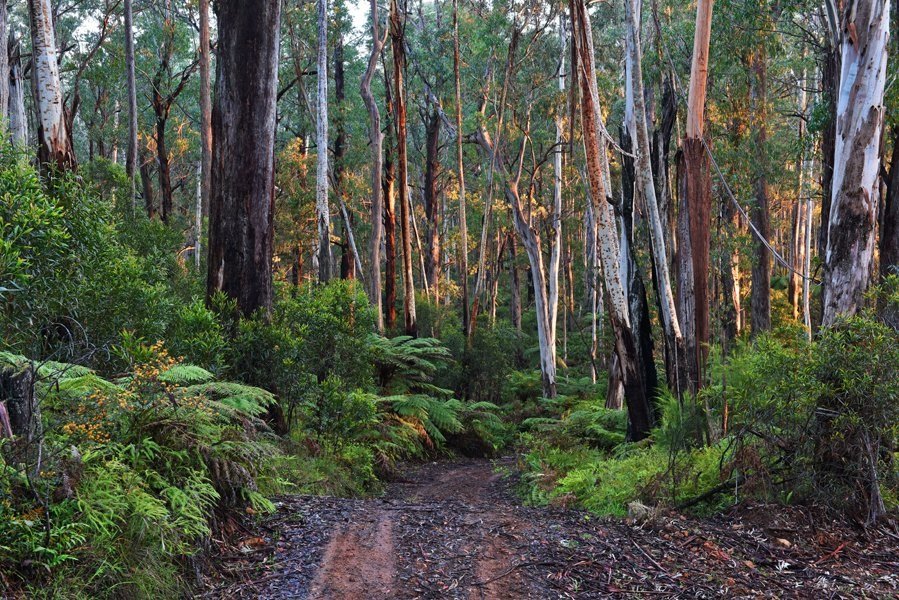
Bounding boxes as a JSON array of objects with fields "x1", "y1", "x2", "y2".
[
  {"x1": 0, "y1": 2, "x2": 8, "y2": 129},
  {"x1": 453, "y1": 0, "x2": 470, "y2": 337},
  {"x1": 206, "y1": 0, "x2": 280, "y2": 317},
  {"x1": 8, "y1": 38, "x2": 27, "y2": 145},
  {"x1": 314, "y1": 0, "x2": 333, "y2": 282},
  {"x1": 390, "y1": 0, "x2": 417, "y2": 336},
  {"x1": 195, "y1": 162, "x2": 202, "y2": 269},
  {"x1": 548, "y1": 14, "x2": 565, "y2": 367},
  {"x1": 584, "y1": 193, "x2": 601, "y2": 383},
  {"x1": 28, "y1": 0, "x2": 75, "y2": 170},
  {"x1": 361, "y1": 0, "x2": 387, "y2": 330},
  {"x1": 823, "y1": 0, "x2": 890, "y2": 324},
  {"x1": 623, "y1": 0, "x2": 683, "y2": 353},
  {"x1": 124, "y1": 0, "x2": 138, "y2": 210},
  {"x1": 573, "y1": 0, "x2": 654, "y2": 439},
  {"x1": 749, "y1": 48, "x2": 771, "y2": 335},
  {"x1": 199, "y1": 0, "x2": 212, "y2": 221}
]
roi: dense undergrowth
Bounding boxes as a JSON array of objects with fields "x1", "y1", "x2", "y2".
[{"x1": 1, "y1": 144, "x2": 897, "y2": 598}]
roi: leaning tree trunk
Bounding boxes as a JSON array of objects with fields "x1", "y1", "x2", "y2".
[
  {"x1": 573, "y1": 0, "x2": 654, "y2": 439},
  {"x1": 624, "y1": 0, "x2": 684, "y2": 391},
  {"x1": 361, "y1": 0, "x2": 387, "y2": 331},
  {"x1": 8, "y1": 37, "x2": 27, "y2": 146},
  {"x1": 822, "y1": 0, "x2": 889, "y2": 324},
  {"x1": 28, "y1": 0, "x2": 75, "y2": 170},
  {"x1": 391, "y1": 0, "x2": 417, "y2": 336},
  {"x1": 314, "y1": 0, "x2": 333, "y2": 282},
  {"x1": 206, "y1": 0, "x2": 280, "y2": 317}
]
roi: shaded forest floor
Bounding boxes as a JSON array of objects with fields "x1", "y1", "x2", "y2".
[{"x1": 201, "y1": 459, "x2": 899, "y2": 599}]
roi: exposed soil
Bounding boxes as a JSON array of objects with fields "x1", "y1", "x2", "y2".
[{"x1": 202, "y1": 459, "x2": 899, "y2": 599}]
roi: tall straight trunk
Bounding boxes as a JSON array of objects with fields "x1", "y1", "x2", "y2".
[
  {"x1": 124, "y1": 0, "x2": 138, "y2": 209},
  {"x1": 548, "y1": 13, "x2": 565, "y2": 370},
  {"x1": 314, "y1": 0, "x2": 333, "y2": 282},
  {"x1": 823, "y1": 0, "x2": 889, "y2": 324},
  {"x1": 384, "y1": 67, "x2": 399, "y2": 331},
  {"x1": 390, "y1": 0, "x2": 417, "y2": 336},
  {"x1": 28, "y1": 0, "x2": 75, "y2": 170},
  {"x1": 789, "y1": 67, "x2": 809, "y2": 320},
  {"x1": 573, "y1": 0, "x2": 654, "y2": 439},
  {"x1": 361, "y1": 0, "x2": 387, "y2": 330},
  {"x1": 624, "y1": 0, "x2": 683, "y2": 381},
  {"x1": 195, "y1": 162, "x2": 202, "y2": 268},
  {"x1": 508, "y1": 231, "x2": 522, "y2": 330},
  {"x1": 882, "y1": 127, "x2": 899, "y2": 278},
  {"x1": 678, "y1": 0, "x2": 714, "y2": 391},
  {"x1": 424, "y1": 110, "x2": 441, "y2": 301},
  {"x1": 140, "y1": 149, "x2": 156, "y2": 218},
  {"x1": 8, "y1": 37, "x2": 27, "y2": 145},
  {"x1": 206, "y1": 0, "x2": 280, "y2": 317},
  {"x1": 584, "y1": 193, "x2": 601, "y2": 383},
  {"x1": 334, "y1": 33, "x2": 351, "y2": 280},
  {"x1": 153, "y1": 106, "x2": 173, "y2": 222},
  {"x1": 453, "y1": 0, "x2": 470, "y2": 337},
  {"x1": 819, "y1": 44, "x2": 839, "y2": 263},
  {"x1": 199, "y1": 0, "x2": 212, "y2": 221},
  {"x1": 0, "y1": 2, "x2": 8, "y2": 129},
  {"x1": 749, "y1": 47, "x2": 771, "y2": 335}
]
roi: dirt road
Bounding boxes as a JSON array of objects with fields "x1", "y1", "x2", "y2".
[{"x1": 204, "y1": 459, "x2": 898, "y2": 599}]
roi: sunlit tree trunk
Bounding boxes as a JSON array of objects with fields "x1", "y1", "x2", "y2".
[
  {"x1": 361, "y1": 0, "x2": 387, "y2": 330},
  {"x1": 391, "y1": 0, "x2": 417, "y2": 336},
  {"x1": 573, "y1": 0, "x2": 654, "y2": 439},
  {"x1": 314, "y1": 0, "x2": 333, "y2": 282},
  {"x1": 28, "y1": 0, "x2": 75, "y2": 170},
  {"x1": 206, "y1": 0, "x2": 280, "y2": 317},
  {"x1": 823, "y1": 0, "x2": 889, "y2": 324},
  {"x1": 548, "y1": 13, "x2": 565, "y2": 372},
  {"x1": 124, "y1": 0, "x2": 138, "y2": 210},
  {"x1": 676, "y1": 0, "x2": 713, "y2": 391},
  {"x1": 624, "y1": 0, "x2": 683, "y2": 384}
]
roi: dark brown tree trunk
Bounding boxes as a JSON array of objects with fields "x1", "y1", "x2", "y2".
[
  {"x1": 384, "y1": 67, "x2": 399, "y2": 332},
  {"x1": 140, "y1": 150, "x2": 156, "y2": 219},
  {"x1": 882, "y1": 127, "x2": 899, "y2": 279},
  {"x1": 199, "y1": 0, "x2": 212, "y2": 220},
  {"x1": 0, "y1": 364, "x2": 41, "y2": 465},
  {"x1": 334, "y1": 33, "x2": 350, "y2": 280},
  {"x1": 154, "y1": 110, "x2": 173, "y2": 223},
  {"x1": 750, "y1": 48, "x2": 771, "y2": 335},
  {"x1": 206, "y1": 0, "x2": 280, "y2": 317},
  {"x1": 391, "y1": 0, "x2": 417, "y2": 336},
  {"x1": 424, "y1": 109, "x2": 441, "y2": 301}
]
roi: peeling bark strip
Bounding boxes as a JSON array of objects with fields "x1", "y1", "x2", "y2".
[
  {"x1": 8, "y1": 37, "x2": 28, "y2": 146},
  {"x1": 573, "y1": 0, "x2": 654, "y2": 439},
  {"x1": 206, "y1": 0, "x2": 280, "y2": 317},
  {"x1": 28, "y1": 0, "x2": 75, "y2": 170},
  {"x1": 823, "y1": 0, "x2": 890, "y2": 324}
]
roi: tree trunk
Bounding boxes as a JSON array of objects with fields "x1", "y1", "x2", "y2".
[
  {"x1": 679, "y1": 0, "x2": 714, "y2": 388},
  {"x1": 573, "y1": 0, "x2": 654, "y2": 439},
  {"x1": 199, "y1": 0, "x2": 212, "y2": 221},
  {"x1": 822, "y1": 0, "x2": 889, "y2": 324},
  {"x1": 453, "y1": 0, "x2": 470, "y2": 338},
  {"x1": 880, "y1": 126, "x2": 899, "y2": 279},
  {"x1": 391, "y1": 0, "x2": 417, "y2": 336},
  {"x1": 624, "y1": 0, "x2": 683, "y2": 393},
  {"x1": 361, "y1": 0, "x2": 387, "y2": 330},
  {"x1": 0, "y1": 2, "x2": 8, "y2": 129},
  {"x1": 140, "y1": 149, "x2": 156, "y2": 218},
  {"x1": 206, "y1": 0, "x2": 280, "y2": 317},
  {"x1": 384, "y1": 68, "x2": 399, "y2": 331},
  {"x1": 749, "y1": 47, "x2": 771, "y2": 335},
  {"x1": 28, "y1": 0, "x2": 75, "y2": 170},
  {"x1": 819, "y1": 44, "x2": 839, "y2": 264},
  {"x1": 0, "y1": 365, "x2": 41, "y2": 467},
  {"x1": 314, "y1": 0, "x2": 333, "y2": 282},
  {"x1": 124, "y1": 0, "x2": 138, "y2": 210},
  {"x1": 8, "y1": 37, "x2": 27, "y2": 146},
  {"x1": 424, "y1": 109, "x2": 441, "y2": 301},
  {"x1": 508, "y1": 231, "x2": 522, "y2": 330}
]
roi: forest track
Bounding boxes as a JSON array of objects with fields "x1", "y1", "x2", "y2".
[{"x1": 203, "y1": 459, "x2": 899, "y2": 599}]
